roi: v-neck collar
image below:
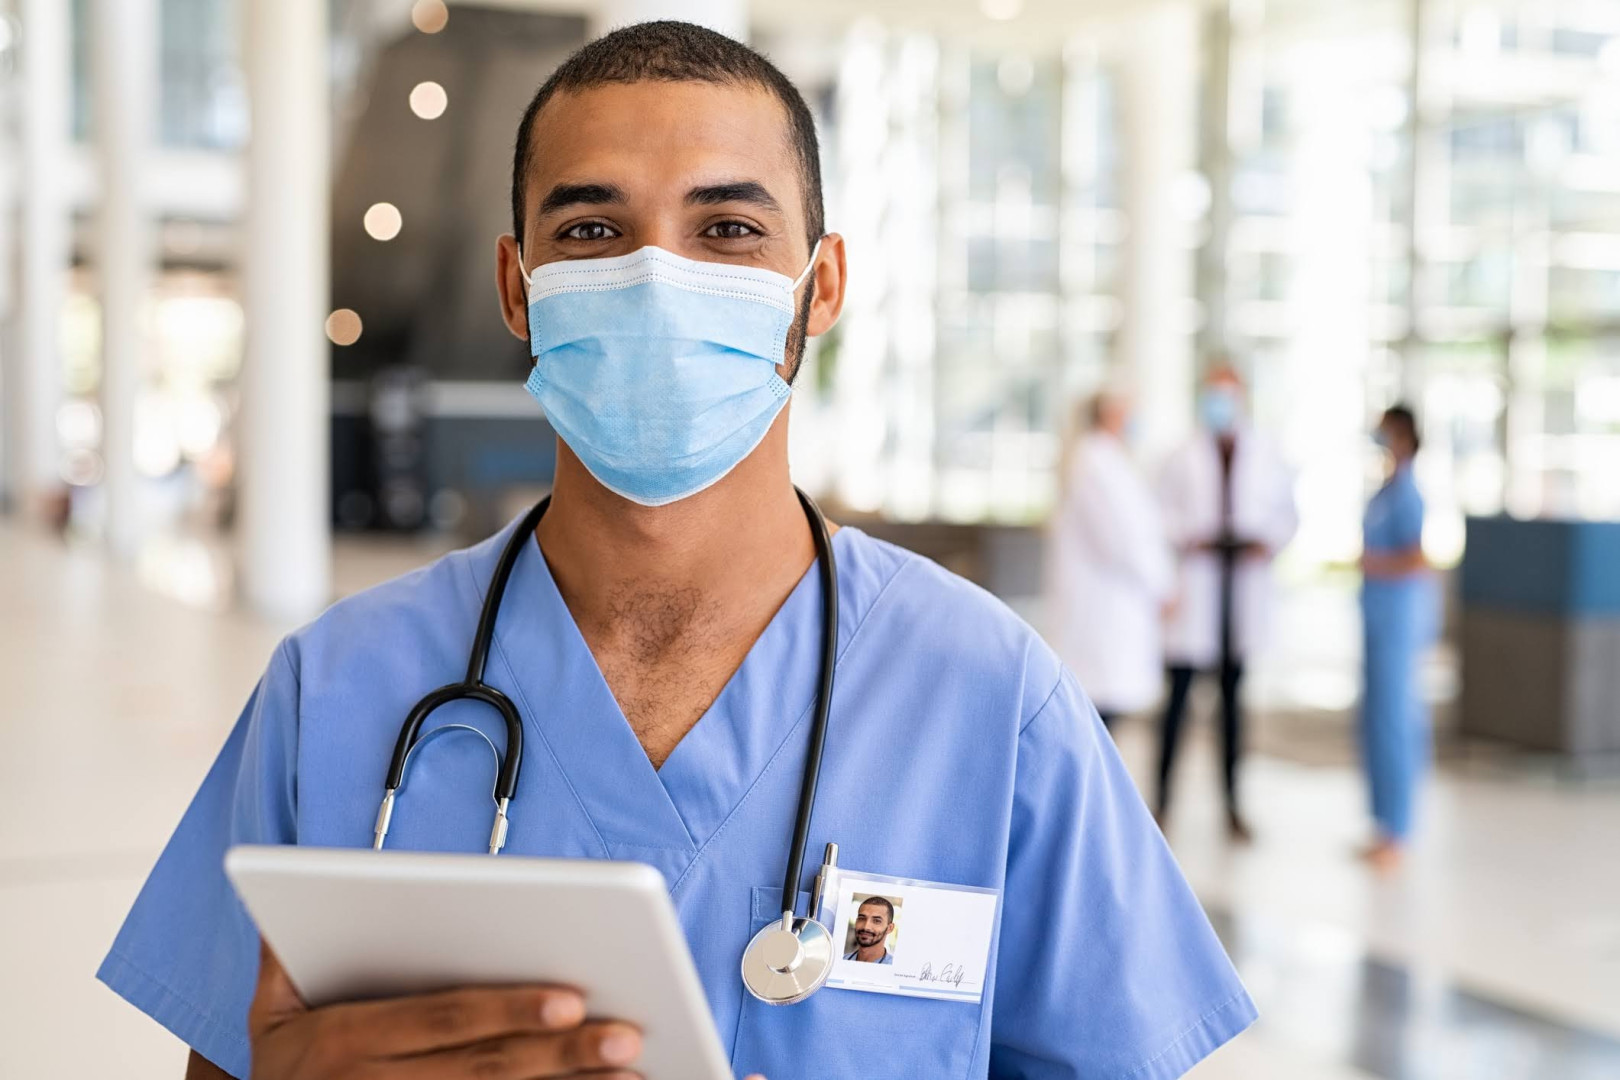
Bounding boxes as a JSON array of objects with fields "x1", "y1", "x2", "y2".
[{"x1": 465, "y1": 518, "x2": 852, "y2": 857}]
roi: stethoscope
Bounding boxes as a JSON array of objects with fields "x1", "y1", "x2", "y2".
[{"x1": 370, "y1": 489, "x2": 844, "y2": 1006}]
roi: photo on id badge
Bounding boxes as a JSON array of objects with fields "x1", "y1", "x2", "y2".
[
  {"x1": 842, "y1": 893, "x2": 902, "y2": 965},
  {"x1": 826, "y1": 870, "x2": 999, "y2": 1004}
]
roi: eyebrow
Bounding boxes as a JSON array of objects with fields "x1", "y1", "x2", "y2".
[
  {"x1": 537, "y1": 182, "x2": 628, "y2": 217},
  {"x1": 686, "y1": 181, "x2": 782, "y2": 214}
]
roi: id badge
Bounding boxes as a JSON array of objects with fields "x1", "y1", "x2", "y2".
[{"x1": 821, "y1": 868, "x2": 1001, "y2": 1003}]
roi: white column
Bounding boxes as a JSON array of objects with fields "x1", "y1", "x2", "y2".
[
  {"x1": 830, "y1": 24, "x2": 891, "y2": 514},
  {"x1": 1288, "y1": 45, "x2": 1375, "y2": 564},
  {"x1": 1400, "y1": 0, "x2": 1443, "y2": 404},
  {"x1": 11, "y1": 0, "x2": 72, "y2": 520},
  {"x1": 1112, "y1": 1, "x2": 1200, "y2": 459},
  {"x1": 240, "y1": 0, "x2": 331, "y2": 619},
  {"x1": 92, "y1": 0, "x2": 157, "y2": 557},
  {"x1": 0, "y1": 28, "x2": 14, "y2": 508},
  {"x1": 1194, "y1": 2, "x2": 1233, "y2": 367},
  {"x1": 593, "y1": 0, "x2": 748, "y2": 41}
]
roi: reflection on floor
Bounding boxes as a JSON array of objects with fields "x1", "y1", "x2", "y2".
[
  {"x1": 1210, "y1": 908, "x2": 1620, "y2": 1080},
  {"x1": 2, "y1": 522, "x2": 1617, "y2": 1079}
]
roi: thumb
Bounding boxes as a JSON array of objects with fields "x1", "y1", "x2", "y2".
[{"x1": 248, "y1": 937, "x2": 307, "y2": 1036}]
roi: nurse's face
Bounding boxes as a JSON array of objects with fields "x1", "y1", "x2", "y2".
[
  {"x1": 853, "y1": 902, "x2": 892, "y2": 947},
  {"x1": 495, "y1": 79, "x2": 847, "y2": 383},
  {"x1": 1378, "y1": 419, "x2": 1416, "y2": 461}
]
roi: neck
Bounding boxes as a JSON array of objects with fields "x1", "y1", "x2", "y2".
[
  {"x1": 534, "y1": 416, "x2": 815, "y2": 642},
  {"x1": 856, "y1": 943, "x2": 886, "y2": 961}
]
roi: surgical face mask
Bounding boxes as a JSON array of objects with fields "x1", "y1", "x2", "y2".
[
  {"x1": 1373, "y1": 428, "x2": 1393, "y2": 450},
  {"x1": 1198, "y1": 387, "x2": 1240, "y2": 434},
  {"x1": 520, "y1": 242, "x2": 818, "y2": 507}
]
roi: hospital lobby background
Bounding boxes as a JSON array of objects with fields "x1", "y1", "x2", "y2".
[{"x1": 3, "y1": 0, "x2": 1620, "y2": 1078}]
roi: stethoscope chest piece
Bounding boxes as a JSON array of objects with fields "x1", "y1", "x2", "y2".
[{"x1": 741, "y1": 914, "x2": 834, "y2": 1006}]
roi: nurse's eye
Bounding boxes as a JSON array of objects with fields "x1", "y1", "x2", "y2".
[
  {"x1": 560, "y1": 221, "x2": 619, "y2": 242},
  {"x1": 703, "y1": 220, "x2": 761, "y2": 241}
]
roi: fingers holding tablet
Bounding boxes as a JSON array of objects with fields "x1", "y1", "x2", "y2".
[{"x1": 249, "y1": 941, "x2": 644, "y2": 1079}]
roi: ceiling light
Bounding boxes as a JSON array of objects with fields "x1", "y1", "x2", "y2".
[
  {"x1": 363, "y1": 203, "x2": 403, "y2": 242},
  {"x1": 326, "y1": 309, "x2": 364, "y2": 346},
  {"x1": 409, "y1": 80, "x2": 448, "y2": 120},
  {"x1": 410, "y1": 0, "x2": 449, "y2": 34}
]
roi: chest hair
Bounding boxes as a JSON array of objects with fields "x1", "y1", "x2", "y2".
[{"x1": 585, "y1": 582, "x2": 758, "y2": 768}]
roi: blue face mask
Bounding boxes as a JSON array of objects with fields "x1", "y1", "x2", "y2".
[
  {"x1": 1198, "y1": 387, "x2": 1240, "y2": 434},
  {"x1": 521, "y1": 243, "x2": 819, "y2": 507}
]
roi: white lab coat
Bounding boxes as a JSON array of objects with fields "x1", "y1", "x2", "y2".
[
  {"x1": 1048, "y1": 432, "x2": 1176, "y2": 714},
  {"x1": 1158, "y1": 428, "x2": 1298, "y2": 668}
]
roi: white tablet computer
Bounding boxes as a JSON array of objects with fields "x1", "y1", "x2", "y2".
[{"x1": 225, "y1": 845, "x2": 732, "y2": 1080}]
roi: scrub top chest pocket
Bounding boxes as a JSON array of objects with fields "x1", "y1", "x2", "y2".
[{"x1": 731, "y1": 887, "x2": 988, "y2": 1080}]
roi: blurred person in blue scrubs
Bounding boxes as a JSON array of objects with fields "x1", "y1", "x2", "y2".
[
  {"x1": 98, "y1": 22, "x2": 1254, "y2": 1080},
  {"x1": 1048, "y1": 390, "x2": 1174, "y2": 729},
  {"x1": 1359, "y1": 405, "x2": 1436, "y2": 873},
  {"x1": 1156, "y1": 365, "x2": 1298, "y2": 841}
]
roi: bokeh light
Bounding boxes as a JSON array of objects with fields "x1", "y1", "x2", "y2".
[
  {"x1": 409, "y1": 81, "x2": 448, "y2": 120},
  {"x1": 410, "y1": 0, "x2": 449, "y2": 34},
  {"x1": 363, "y1": 202, "x2": 402, "y2": 242},
  {"x1": 325, "y1": 308, "x2": 364, "y2": 346}
]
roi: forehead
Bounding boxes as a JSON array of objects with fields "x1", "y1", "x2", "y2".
[
  {"x1": 525, "y1": 81, "x2": 801, "y2": 213},
  {"x1": 858, "y1": 901, "x2": 888, "y2": 916}
]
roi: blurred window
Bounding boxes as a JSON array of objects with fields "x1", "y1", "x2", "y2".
[
  {"x1": 159, "y1": 0, "x2": 245, "y2": 149},
  {"x1": 69, "y1": 0, "x2": 245, "y2": 148}
]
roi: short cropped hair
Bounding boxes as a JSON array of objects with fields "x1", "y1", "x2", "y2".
[
  {"x1": 510, "y1": 21, "x2": 824, "y2": 249},
  {"x1": 858, "y1": 896, "x2": 895, "y2": 922}
]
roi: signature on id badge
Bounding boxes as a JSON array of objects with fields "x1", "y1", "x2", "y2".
[{"x1": 822, "y1": 868, "x2": 1000, "y2": 1004}]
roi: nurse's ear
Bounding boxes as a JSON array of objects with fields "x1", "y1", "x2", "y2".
[
  {"x1": 495, "y1": 234, "x2": 531, "y2": 343},
  {"x1": 803, "y1": 233, "x2": 848, "y2": 339}
]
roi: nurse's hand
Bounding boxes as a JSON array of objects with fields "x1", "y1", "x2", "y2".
[{"x1": 245, "y1": 940, "x2": 645, "y2": 1078}]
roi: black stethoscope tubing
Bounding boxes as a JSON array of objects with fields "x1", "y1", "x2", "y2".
[{"x1": 373, "y1": 489, "x2": 839, "y2": 915}]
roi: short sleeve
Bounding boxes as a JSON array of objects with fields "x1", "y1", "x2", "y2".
[
  {"x1": 97, "y1": 639, "x2": 302, "y2": 1079},
  {"x1": 989, "y1": 670, "x2": 1256, "y2": 1079},
  {"x1": 1390, "y1": 482, "x2": 1425, "y2": 549}
]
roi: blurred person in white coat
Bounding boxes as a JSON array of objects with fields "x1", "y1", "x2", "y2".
[
  {"x1": 1049, "y1": 391, "x2": 1174, "y2": 728},
  {"x1": 1155, "y1": 365, "x2": 1297, "y2": 840}
]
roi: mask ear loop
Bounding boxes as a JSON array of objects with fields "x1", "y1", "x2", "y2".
[
  {"x1": 791, "y1": 237, "x2": 824, "y2": 292},
  {"x1": 517, "y1": 248, "x2": 535, "y2": 298}
]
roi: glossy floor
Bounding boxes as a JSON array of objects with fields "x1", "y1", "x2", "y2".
[{"x1": 2, "y1": 521, "x2": 1617, "y2": 1079}]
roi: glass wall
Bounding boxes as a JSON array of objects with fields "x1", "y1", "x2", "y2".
[
  {"x1": 72, "y1": 0, "x2": 244, "y2": 148},
  {"x1": 41, "y1": 0, "x2": 1620, "y2": 560},
  {"x1": 1421, "y1": 0, "x2": 1620, "y2": 530},
  {"x1": 815, "y1": 26, "x2": 1120, "y2": 525}
]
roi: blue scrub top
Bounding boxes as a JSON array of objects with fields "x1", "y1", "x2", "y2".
[
  {"x1": 1364, "y1": 464, "x2": 1424, "y2": 558},
  {"x1": 1362, "y1": 465, "x2": 1437, "y2": 623},
  {"x1": 99, "y1": 519, "x2": 1255, "y2": 1079},
  {"x1": 842, "y1": 949, "x2": 895, "y2": 965}
]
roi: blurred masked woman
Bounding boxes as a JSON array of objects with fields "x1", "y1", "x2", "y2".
[
  {"x1": 1049, "y1": 392, "x2": 1174, "y2": 728},
  {"x1": 1359, "y1": 405, "x2": 1438, "y2": 871}
]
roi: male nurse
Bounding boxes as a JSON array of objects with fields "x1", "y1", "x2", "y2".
[
  {"x1": 100, "y1": 22, "x2": 1257, "y2": 1080},
  {"x1": 843, "y1": 897, "x2": 897, "y2": 964}
]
